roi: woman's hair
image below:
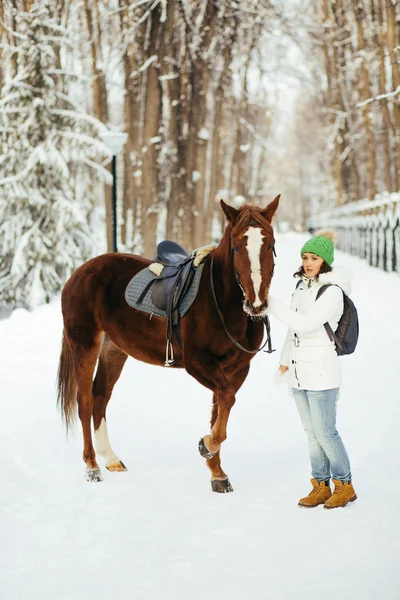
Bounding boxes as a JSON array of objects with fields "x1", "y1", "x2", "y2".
[{"x1": 293, "y1": 261, "x2": 332, "y2": 279}]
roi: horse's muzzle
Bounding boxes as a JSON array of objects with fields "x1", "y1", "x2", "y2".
[{"x1": 243, "y1": 298, "x2": 268, "y2": 317}]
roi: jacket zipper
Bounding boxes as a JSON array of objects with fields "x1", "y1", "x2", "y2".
[
  {"x1": 293, "y1": 287, "x2": 303, "y2": 388},
  {"x1": 293, "y1": 361, "x2": 301, "y2": 388},
  {"x1": 293, "y1": 333, "x2": 301, "y2": 387}
]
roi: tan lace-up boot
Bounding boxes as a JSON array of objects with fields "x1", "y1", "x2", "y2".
[
  {"x1": 298, "y1": 478, "x2": 332, "y2": 507},
  {"x1": 324, "y1": 479, "x2": 357, "y2": 509}
]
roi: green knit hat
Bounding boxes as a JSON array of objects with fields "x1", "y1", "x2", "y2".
[{"x1": 300, "y1": 230, "x2": 335, "y2": 266}]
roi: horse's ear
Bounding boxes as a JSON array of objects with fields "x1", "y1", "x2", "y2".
[
  {"x1": 220, "y1": 199, "x2": 239, "y2": 223},
  {"x1": 261, "y1": 194, "x2": 280, "y2": 222}
]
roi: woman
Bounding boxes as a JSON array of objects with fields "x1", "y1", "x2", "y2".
[{"x1": 268, "y1": 230, "x2": 357, "y2": 509}]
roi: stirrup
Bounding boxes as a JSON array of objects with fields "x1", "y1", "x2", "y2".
[{"x1": 164, "y1": 340, "x2": 175, "y2": 367}]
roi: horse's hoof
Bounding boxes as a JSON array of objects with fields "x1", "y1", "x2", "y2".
[
  {"x1": 211, "y1": 479, "x2": 234, "y2": 493},
  {"x1": 198, "y1": 437, "x2": 217, "y2": 459},
  {"x1": 106, "y1": 461, "x2": 127, "y2": 472},
  {"x1": 85, "y1": 468, "x2": 103, "y2": 482}
]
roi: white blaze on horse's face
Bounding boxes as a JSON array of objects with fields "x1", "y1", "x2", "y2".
[
  {"x1": 221, "y1": 197, "x2": 279, "y2": 318},
  {"x1": 244, "y1": 227, "x2": 265, "y2": 309}
]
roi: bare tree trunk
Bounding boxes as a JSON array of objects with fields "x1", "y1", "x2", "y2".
[
  {"x1": 352, "y1": 0, "x2": 377, "y2": 200},
  {"x1": 141, "y1": 6, "x2": 162, "y2": 258},
  {"x1": 229, "y1": 45, "x2": 255, "y2": 204},
  {"x1": 163, "y1": 1, "x2": 186, "y2": 242},
  {"x1": 9, "y1": 0, "x2": 18, "y2": 77},
  {"x1": 118, "y1": 0, "x2": 146, "y2": 249},
  {"x1": 227, "y1": 98, "x2": 240, "y2": 200},
  {"x1": 351, "y1": 154, "x2": 360, "y2": 203},
  {"x1": 178, "y1": 55, "x2": 193, "y2": 250},
  {"x1": 84, "y1": 0, "x2": 108, "y2": 123},
  {"x1": 184, "y1": 66, "x2": 204, "y2": 248},
  {"x1": 386, "y1": 0, "x2": 400, "y2": 191},
  {"x1": 374, "y1": 0, "x2": 394, "y2": 192},
  {"x1": 205, "y1": 80, "x2": 224, "y2": 241},
  {"x1": 190, "y1": 3, "x2": 217, "y2": 249},
  {"x1": 330, "y1": 0, "x2": 353, "y2": 204},
  {"x1": 84, "y1": 0, "x2": 111, "y2": 249},
  {"x1": 321, "y1": 0, "x2": 342, "y2": 204},
  {"x1": 0, "y1": 0, "x2": 4, "y2": 92}
]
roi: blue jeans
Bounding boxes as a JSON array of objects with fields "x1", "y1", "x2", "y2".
[{"x1": 292, "y1": 388, "x2": 352, "y2": 482}]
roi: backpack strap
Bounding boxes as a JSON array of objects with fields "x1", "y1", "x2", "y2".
[
  {"x1": 294, "y1": 279, "x2": 302, "y2": 293},
  {"x1": 316, "y1": 284, "x2": 343, "y2": 353}
]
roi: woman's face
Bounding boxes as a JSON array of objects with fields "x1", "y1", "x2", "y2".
[{"x1": 302, "y1": 252, "x2": 324, "y2": 278}]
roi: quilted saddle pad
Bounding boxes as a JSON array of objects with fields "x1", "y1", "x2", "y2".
[{"x1": 125, "y1": 263, "x2": 205, "y2": 318}]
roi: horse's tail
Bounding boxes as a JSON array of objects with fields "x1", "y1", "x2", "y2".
[{"x1": 57, "y1": 330, "x2": 78, "y2": 433}]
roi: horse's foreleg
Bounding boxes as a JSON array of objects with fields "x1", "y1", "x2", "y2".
[
  {"x1": 205, "y1": 396, "x2": 232, "y2": 493},
  {"x1": 92, "y1": 338, "x2": 128, "y2": 472},
  {"x1": 200, "y1": 382, "x2": 235, "y2": 454},
  {"x1": 185, "y1": 354, "x2": 236, "y2": 492},
  {"x1": 205, "y1": 365, "x2": 250, "y2": 493}
]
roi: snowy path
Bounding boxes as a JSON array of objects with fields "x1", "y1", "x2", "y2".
[{"x1": 1, "y1": 234, "x2": 400, "y2": 600}]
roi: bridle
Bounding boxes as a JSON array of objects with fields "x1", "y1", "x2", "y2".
[{"x1": 209, "y1": 235, "x2": 276, "y2": 354}]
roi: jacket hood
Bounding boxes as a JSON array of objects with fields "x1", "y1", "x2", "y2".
[
  {"x1": 318, "y1": 266, "x2": 353, "y2": 295},
  {"x1": 301, "y1": 266, "x2": 353, "y2": 295}
]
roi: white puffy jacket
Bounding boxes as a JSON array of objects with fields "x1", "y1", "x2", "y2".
[{"x1": 268, "y1": 267, "x2": 352, "y2": 391}]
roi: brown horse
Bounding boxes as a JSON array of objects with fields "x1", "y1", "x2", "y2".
[{"x1": 57, "y1": 196, "x2": 279, "y2": 491}]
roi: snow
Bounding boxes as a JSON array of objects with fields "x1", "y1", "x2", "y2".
[
  {"x1": 320, "y1": 192, "x2": 400, "y2": 219},
  {"x1": 192, "y1": 170, "x2": 201, "y2": 183},
  {"x1": 231, "y1": 195, "x2": 246, "y2": 208},
  {"x1": 239, "y1": 143, "x2": 251, "y2": 153},
  {"x1": 1, "y1": 233, "x2": 400, "y2": 599},
  {"x1": 130, "y1": 55, "x2": 157, "y2": 79},
  {"x1": 198, "y1": 127, "x2": 209, "y2": 141}
]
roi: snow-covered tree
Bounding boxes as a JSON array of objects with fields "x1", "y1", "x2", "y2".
[
  {"x1": 0, "y1": 1, "x2": 110, "y2": 309},
  {"x1": 310, "y1": 0, "x2": 400, "y2": 205}
]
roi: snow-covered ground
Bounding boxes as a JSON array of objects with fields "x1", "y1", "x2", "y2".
[{"x1": 1, "y1": 233, "x2": 400, "y2": 600}]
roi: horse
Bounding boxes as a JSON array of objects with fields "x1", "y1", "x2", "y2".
[{"x1": 57, "y1": 196, "x2": 280, "y2": 492}]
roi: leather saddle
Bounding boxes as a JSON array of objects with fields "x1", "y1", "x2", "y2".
[
  {"x1": 155, "y1": 240, "x2": 189, "y2": 266},
  {"x1": 151, "y1": 241, "x2": 193, "y2": 312},
  {"x1": 148, "y1": 241, "x2": 196, "y2": 360}
]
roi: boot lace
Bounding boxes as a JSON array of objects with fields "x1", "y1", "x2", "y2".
[{"x1": 309, "y1": 482, "x2": 325, "y2": 497}]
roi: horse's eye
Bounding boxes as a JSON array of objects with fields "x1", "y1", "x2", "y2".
[{"x1": 232, "y1": 247, "x2": 239, "y2": 253}]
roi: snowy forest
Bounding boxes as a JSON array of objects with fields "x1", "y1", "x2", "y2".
[{"x1": 0, "y1": 0, "x2": 399, "y2": 308}]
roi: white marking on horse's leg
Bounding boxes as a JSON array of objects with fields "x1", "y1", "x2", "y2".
[
  {"x1": 95, "y1": 418, "x2": 120, "y2": 466},
  {"x1": 245, "y1": 227, "x2": 264, "y2": 307}
]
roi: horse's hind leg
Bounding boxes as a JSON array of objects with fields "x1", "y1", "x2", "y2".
[
  {"x1": 67, "y1": 332, "x2": 104, "y2": 482},
  {"x1": 92, "y1": 337, "x2": 128, "y2": 472}
]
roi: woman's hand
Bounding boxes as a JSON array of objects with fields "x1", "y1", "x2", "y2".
[{"x1": 274, "y1": 364, "x2": 288, "y2": 385}]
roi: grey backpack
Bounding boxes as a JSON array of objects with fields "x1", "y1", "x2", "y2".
[{"x1": 295, "y1": 281, "x2": 359, "y2": 355}]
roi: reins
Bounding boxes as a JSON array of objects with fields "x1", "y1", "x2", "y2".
[{"x1": 210, "y1": 253, "x2": 275, "y2": 354}]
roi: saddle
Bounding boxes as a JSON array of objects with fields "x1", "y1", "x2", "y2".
[
  {"x1": 151, "y1": 241, "x2": 193, "y2": 313},
  {"x1": 155, "y1": 240, "x2": 189, "y2": 266},
  {"x1": 138, "y1": 241, "x2": 196, "y2": 365}
]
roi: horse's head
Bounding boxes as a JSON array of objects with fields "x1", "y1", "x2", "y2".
[{"x1": 221, "y1": 196, "x2": 280, "y2": 318}]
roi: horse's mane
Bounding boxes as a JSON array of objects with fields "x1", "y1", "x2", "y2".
[{"x1": 234, "y1": 204, "x2": 270, "y2": 232}]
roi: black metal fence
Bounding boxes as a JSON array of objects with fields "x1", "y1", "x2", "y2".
[{"x1": 334, "y1": 213, "x2": 400, "y2": 272}]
